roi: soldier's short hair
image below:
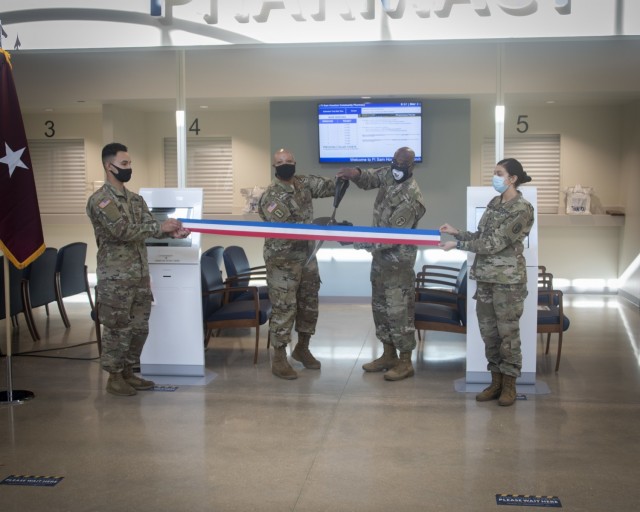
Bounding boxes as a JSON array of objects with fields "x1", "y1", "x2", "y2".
[{"x1": 102, "y1": 142, "x2": 128, "y2": 164}]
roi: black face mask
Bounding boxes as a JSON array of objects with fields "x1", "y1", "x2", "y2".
[
  {"x1": 391, "y1": 166, "x2": 411, "y2": 183},
  {"x1": 110, "y1": 164, "x2": 132, "y2": 183},
  {"x1": 275, "y1": 163, "x2": 296, "y2": 180}
]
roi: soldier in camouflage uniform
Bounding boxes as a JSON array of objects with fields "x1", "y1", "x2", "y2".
[
  {"x1": 86, "y1": 143, "x2": 189, "y2": 396},
  {"x1": 337, "y1": 147, "x2": 426, "y2": 381},
  {"x1": 258, "y1": 148, "x2": 336, "y2": 380},
  {"x1": 440, "y1": 158, "x2": 534, "y2": 406}
]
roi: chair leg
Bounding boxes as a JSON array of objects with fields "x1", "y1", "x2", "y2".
[
  {"x1": 23, "y1": 311, "x2": 40, "y2": 342},
  {"x1": 253, "y1": 325, "x2": 260, "y2": 365},
  {"x1": 545, "y1": 334, "x2": 551, "y2": 354},
  {"x1": 555, "y1": 332, "x2": 563, "y2": 372},
  {"x1": 92, "y1": 303, "x2": 102, "y2": 357},
  {"x1": 204, "y1": 329, "x2": 212, "y2": 348},
  {"x1": 84, "y1": 265, "x2": 95, "y2": 311},
  {"x1": 21, "y1": 283, "x2": 41, "y2": 341},
  {"x1": 55, "y1": 273, "x2": 71, "y2": 328}
]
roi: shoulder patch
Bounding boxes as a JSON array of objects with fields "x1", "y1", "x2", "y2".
[
  {"x1": 98, "y1": 198, "x2": 111, "y2": 209},
  {"x1": 388, "y1": 204, "x2": 416, "y2": 228},
  {"x1": 267, "y1": 202, "x2": 278, "y2": 213},
  {"x1": 512, "y1": 222, "x2": 523, "y2": 234}
]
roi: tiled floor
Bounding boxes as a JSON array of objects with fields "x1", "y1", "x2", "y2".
[{"x1": 1, "y1": 295, "x2": 639, "y2": 511}]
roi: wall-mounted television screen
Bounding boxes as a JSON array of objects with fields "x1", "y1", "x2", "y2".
[{"x1": 318, "y1": 101, "x2": 422, "y2": 163}]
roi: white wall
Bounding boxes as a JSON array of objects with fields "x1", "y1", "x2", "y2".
[
  {"x1": 23, "y1": 112, "x2": 101, "y2": 263},
  {"x1": 618, "y1": 101, "x2": 640, "y2": 305}
]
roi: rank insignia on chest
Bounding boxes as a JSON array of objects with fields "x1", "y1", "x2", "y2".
[{"x1": 98, "y1": 198, "x2": 111, "y2": 209}]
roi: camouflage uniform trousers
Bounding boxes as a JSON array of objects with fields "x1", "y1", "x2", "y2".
[
  {"x1": 97, "y1": 277, "x2": 153, "y2": 373},
  {"x1": 371, "y1": 254, "x2": 417, "y2": 353},
  {"x1": 475, "y1": 281, "x2": 528, "y2": 377},
  {"x1": 266, "y1": 257, "x2": 321, "y2": 348}
]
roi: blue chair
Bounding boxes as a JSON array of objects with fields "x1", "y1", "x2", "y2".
[
  {"x1": 222, "y1": 245, "x2": 269, "y2": 302},
  {"x1": 22, "y1": 247, "x2": 59, "y2": 339},
  {"x1": 202, "y1": 245, "x2": 224, "y2": 275},
  {"x1": 0, "y1": 255, "x2": 39, "y2": 342},
  {"x1": 201, "y1": 256, "x2": 271, "y2": 364},
  {"x1": 414, "y1": 272, "x2": 468, "y2": 339},
  {"x1": 55, "y1": 242, "x2": 94, "y2": 328},
  {"x1": 537, "y1": 289, "x2": 570, "y2": 371},
  {"x1": 416, "y1": 261, "x2": 467, "y2": 306},
  {"x1": 538, "y1": 269, "x2": 556, "y2": 305}
]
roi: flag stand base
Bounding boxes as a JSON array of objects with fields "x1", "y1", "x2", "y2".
[{"x1": 0, "y1": 390, "x2": 35, "y2": 404}]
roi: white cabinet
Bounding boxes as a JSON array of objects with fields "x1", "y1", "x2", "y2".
[{"x1": 141, "y1": 262, "x2": 204, "y2": 376}]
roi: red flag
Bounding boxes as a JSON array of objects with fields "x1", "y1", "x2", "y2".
[{"x1": 0, "y1": 49, "x2": 45, "y2": 269}]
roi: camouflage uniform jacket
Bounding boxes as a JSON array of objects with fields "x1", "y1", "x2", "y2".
[
  {"x1": 86, "y1": 182, "x2": 166, "y2": 281},
  {"x1": 353, "y1": 166, "x2": 426, "y2": 262},
  {"x1": 258, "y1": 175, "x2": 335, "y2": 262},
  {"x1": 455, "y1": 191, "x2": 534, "y2": 284}
]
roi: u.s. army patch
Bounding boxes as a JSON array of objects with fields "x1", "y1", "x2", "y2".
[
  {"x1": 512, "y1": 223, "x2": 523, "y2": 234},
  {"x1": 395, "y1": 216, "x2": 407, "y2": 226},
  {"x1": 273, "y1": 208, "x2": 285, "y2": 219}
]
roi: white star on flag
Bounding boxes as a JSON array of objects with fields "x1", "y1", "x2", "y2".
[{"x1": 0, "y1": 142, "x2": 29, "y2": 177}]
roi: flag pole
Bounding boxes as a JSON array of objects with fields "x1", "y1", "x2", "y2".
[
  {"x1": 0, "y1": 34, "x2": 36, "y2": 403},
  {"x1": 1, "y1": 256, "x2": 35, "y2": 404}
]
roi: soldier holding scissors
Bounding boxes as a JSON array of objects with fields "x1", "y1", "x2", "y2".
[{"x1": 337, "y1": 146, "x2": 426, "y2": 381}]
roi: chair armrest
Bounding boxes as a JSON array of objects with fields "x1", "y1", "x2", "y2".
[
  {"x1": 203, "y1": 284, "x2": 260, "y2": 305},
  {"x1": 225, "y1": 270, "x2": 267, "y2": 285}
]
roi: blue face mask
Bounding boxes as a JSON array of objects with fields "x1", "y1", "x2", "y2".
[{"x1": 492, "y1": 174, "x2": 509, "y2": 194}]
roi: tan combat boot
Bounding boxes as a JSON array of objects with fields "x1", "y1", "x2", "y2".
[
  {"x1": 476, "y1": 372, "x2": 503, "y2": 402},
  {"x1": 106, "y1": 372, "x2": 137, "y2": 396},
  {"x1": 498, "y1": 374, "x2": 517, "y2": 406},
  {"x1": 384, "y1": 351, "x2": 415, "y2": 381},
  {"x1": 291, "y1": 333, "x2": 321, "y2": 369},
  {"x1": 362, "y1": 343, "x2": 398, "y2": 372},
  {"x1": 271, "y1": 346, "x2": 298, "y2": 380},
  {"x1": 123, "y1": 365, "x2": 155, "y2": 390}
]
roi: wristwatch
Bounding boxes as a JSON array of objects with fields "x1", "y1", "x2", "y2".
[{"x1": 456, "y1": 240, "x2": 462, "y2": 250}]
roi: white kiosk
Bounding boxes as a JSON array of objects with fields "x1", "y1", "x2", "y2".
[
  {"x1": 139, "y1": 188, "x2": 204, "y2": 377},
  {"x1": 458, "y1": 186, "x2": 547, "y2": 392}
]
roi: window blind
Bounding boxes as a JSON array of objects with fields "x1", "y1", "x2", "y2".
[
  {"x1": 164, "y1": 137, "x2": 233, "y2": 214},
  {"x1": 27, "y1": 139, "x2": 87, "y2": 214},
  {"x1": 481, "y1": 135, "x2": 560, "y2": 214}
]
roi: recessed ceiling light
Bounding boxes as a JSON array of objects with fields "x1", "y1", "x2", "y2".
[
  {"x1": 200, "y1": 105, "x2": 209, "y2": 109},
  {"x1": 44, "y1": 108, "x2": 53, "y2": 112},
  {"x1": 546, "y1": 100, "x2": 556, "y2": 104},
  {"x1": 361, "y1": 96, "x2": 371, "y2": 99}
]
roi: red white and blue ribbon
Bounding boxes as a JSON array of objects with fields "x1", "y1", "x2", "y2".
[{"x1": 180, "y1": 218, "x2": 441, "y2": 246}]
